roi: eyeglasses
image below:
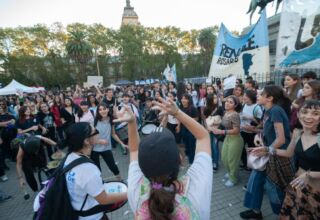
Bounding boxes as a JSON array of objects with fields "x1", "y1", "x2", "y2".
[{"x1": 87, "y1": 129, "x2": 99, "y2": 138}]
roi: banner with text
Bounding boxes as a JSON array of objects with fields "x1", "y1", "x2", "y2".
[
  {"x1": 209, "y1": 10, "x2": 269, "y2": 80},
  {"x1": 276, "y1": 0, "x2": 320, "y2": 68}
]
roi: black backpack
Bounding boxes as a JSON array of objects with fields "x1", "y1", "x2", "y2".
[{"x1": 35, "y1": 156, "x2": 95, "y2": 220}]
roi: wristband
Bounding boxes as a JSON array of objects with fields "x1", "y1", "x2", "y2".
[{"x1": 268, "y1": 145, "x2": 276, "y2": 155}]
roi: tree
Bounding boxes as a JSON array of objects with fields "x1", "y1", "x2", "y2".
[
  {"x1": 198, "y1": 26, "x2": 218, "y2": 74},
  {"x1": 65, "y1": 31, "x2": 92, "y2": 83}
]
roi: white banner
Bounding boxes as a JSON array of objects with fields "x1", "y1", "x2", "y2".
[
  {"x1": 87, "y1": 76, "x2": 103, "y2": 87},
  {"x1": 276, "y1": 0, "x2": 320, "y2": 68}
]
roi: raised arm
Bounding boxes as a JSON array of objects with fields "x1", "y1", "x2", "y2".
[
  {"x1": 153, "y1": 97, "x2": 210, "y2": 155},
  {"x1": 113, "y1": 107, "x2": 139, "y2": 162},
  {"x1": 94, "y1": 85, "x2": 103, "y2": 100}
]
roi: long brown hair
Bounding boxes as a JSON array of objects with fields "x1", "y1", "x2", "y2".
[
  {"x1": 296, "y1": 80, "x2": 320, "y2": 107},
  {"x1": 18, "y1": 106, "x2": 33, "y2": 124},
  {"x1": 306, "y1": 80, "x2": 320, "y2": 100},
  {"x1": 148, "y1": 174, "x2": 181, "y2": 220},
  {"x1": 285, "y1": 73, "x2": 301, "y2": 101}
]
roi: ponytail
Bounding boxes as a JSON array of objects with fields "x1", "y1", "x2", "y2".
[{"x1": 148, "y1": 175, "x2": 181, "y2": 220}]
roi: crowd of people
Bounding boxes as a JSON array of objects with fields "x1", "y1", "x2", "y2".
[{"x1": 0, "y1": 70, "x2": 319, "y2": 220}]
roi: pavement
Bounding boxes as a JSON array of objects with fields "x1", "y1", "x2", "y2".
[{"x1": 0, "y1": 143, "x2": 278, "y2": 220}]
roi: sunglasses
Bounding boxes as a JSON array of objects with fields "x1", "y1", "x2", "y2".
[{"x1": 87, "y1": 129, "x2": 99, "y2": 138}]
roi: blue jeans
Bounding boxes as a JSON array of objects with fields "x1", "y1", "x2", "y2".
[
  {"x1": 210, "y1": 132, "x2": 219, "y2": 166},
  {"x1": 244, "y1": 170, "x2": 285, "y2": 214}
]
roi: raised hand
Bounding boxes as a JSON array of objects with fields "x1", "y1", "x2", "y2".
[
  {"x1": 152, "y1": 97, "x2": 179, "y2": 116},
  {"x1": 113, "y1": 106, "x2": 135, "y2": 123}
]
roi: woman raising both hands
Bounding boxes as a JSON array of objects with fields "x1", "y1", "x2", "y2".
[{"x1": 114, "y1": 97, "x2": 212, "y2": 220}]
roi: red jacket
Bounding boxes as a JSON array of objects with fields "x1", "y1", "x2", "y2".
[{"x1": 51, "y1": 105, "x2": 62, "y2": 127}]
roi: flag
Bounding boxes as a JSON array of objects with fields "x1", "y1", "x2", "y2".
[
  {"x1": 208, "y1": 10, "x2": 269, "y2": 81},
  {"x1": 162, "y1": 64, "x2": 177, "y2": 82},
  {"x1": 168, "y1": 64, "x2": 177, "y2": 82},
  {"x1": 276, "y1": 0, "x2": 320, "y2": 68},
  {"x1": 162, "y1": 64, "x2": 170, "y2": 78}
]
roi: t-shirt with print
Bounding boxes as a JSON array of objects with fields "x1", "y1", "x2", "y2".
[
  {"x1": 128, "y1": 152, "x2": 213, "y2": 220},
  {"x1": 64, "y1": 153, "x2": 104, "y2": 220},
  {"x1": 37, "y1": 111, "x2": 55, "y2": 139},
  {"x1": 263, "y1": 105, "x2": 290, "y2": 149}
]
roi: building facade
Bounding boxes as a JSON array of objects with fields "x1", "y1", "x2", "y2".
[{"x1": 121, "y1": 0, "x2": 140, "y2": 26}]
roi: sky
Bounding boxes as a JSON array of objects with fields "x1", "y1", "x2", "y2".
[{"x1": 0, "y1": 0, "x2": 280, "y2": 32}]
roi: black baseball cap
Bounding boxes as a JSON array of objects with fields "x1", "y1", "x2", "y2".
[
  {"x1": 138, "y1": 127, "x2": 180, "y2": 178},
  {"x1": 65, "y1": 122, "x2": 92, "y2": 152}
]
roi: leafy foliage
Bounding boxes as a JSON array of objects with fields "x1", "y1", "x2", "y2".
[{"x1": 0, "y1": 23, "x2": 224, "y2": 87}]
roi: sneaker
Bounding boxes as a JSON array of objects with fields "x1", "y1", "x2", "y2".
[
  {"x1": 213, "y1": 163, "x2": 218, "y2": 172},
  {"x1": 242, "y1": 185, "x2": 247, "y2": 191},
  {"x1": 240, "y1": 209, "x2": 262, "y2": 219},
  {"x1": 0, "y1": 175, "x2": 8, "y2": 182},
  {"x1": 224, "y1": 173, "x2": 229, "y2": 179},
  {"x1": 225, "y1": 179, "x2": 235, "y2": 187}
]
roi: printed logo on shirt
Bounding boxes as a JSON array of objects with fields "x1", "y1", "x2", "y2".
[{"x1": 67, "y1": 171, "x2": 75, "y2": 183}]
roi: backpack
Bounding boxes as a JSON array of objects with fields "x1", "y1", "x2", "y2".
[{"x1": 34, "y1": 155, "x2": 95, "y2": 220}]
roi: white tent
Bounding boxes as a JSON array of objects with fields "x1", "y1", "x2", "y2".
[{"x1": 0, "y1": 80, "x2": 43, "y2": 95}]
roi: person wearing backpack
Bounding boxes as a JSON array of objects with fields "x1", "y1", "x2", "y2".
[
  {"x1": 115, "y1": 97, "x2": 212, "y2": 220},
  {"x1": 251, "y1": 100, "x2": 320, "y2": 219},
  {"x1": 63, "y1": 122, "x2": 127, "y2": 220}
]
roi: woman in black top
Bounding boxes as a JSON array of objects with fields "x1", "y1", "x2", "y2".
[
  {"x1": 252, "y1": 100, "x2": 320, "y2": 219},
  {"x1": 16, "y1": 135, "x2": 57, "y2": 192},
  {"x1": 204, "y1": 93, "x2": 224, "y2": 171},
  {"x1": 180, "y1": 93, "x2": 198, "y2": 164},
  {"x1": 60, "y1": 97, "x2": 78, "y2": 130},
  {"x1": 16, "y1": 106, "x2": 39, "y2": 135},
  {"x1": 0, "y1": 102, "x2": 16, "y2": 178},
  {"x1": 37, "y1": 102, "x2": 56, "y2": 159}
]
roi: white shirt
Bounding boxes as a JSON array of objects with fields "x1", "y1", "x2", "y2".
[
  {"x1": 117, "y1": 102, "x2": 140, "y2": 129},
  {"x1": 128, "y1": 152, "x2": 213, "y2": 220},
  {"x1": 240, "y1": 103, "x2": 263, "y2": 128},
  {"x1": 75, "y1": 111, "x2": 94, "y2": 126},
  {"x1": 168, "y1": 114, "x2": 178, "y2": 125},
  {"x1": 65, "y1": 153, "x2": 104, "y2": 220},
  {"x1": 191, "y1": 90, "x2": 198, "y2": 107}
]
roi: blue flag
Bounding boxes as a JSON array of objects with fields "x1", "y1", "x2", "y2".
[{"x1": 209, "y1": 10, "x2": 269, "y2": 80}]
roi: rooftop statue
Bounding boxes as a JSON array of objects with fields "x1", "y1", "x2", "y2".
[
  {"x1": 247, "y1": 0, "x2": 282, "y2": 25},
  {"x1": 126, "y1": 0, "x2": 131, "y2": 8}
]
